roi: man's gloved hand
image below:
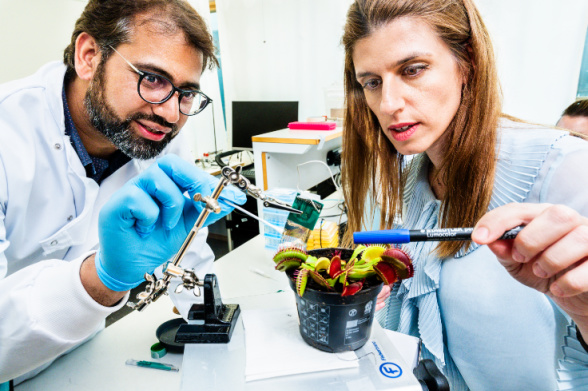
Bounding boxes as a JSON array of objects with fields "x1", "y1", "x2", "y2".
[{"x1": 95, "y1": 154, "x2": 246, "y2": 292}]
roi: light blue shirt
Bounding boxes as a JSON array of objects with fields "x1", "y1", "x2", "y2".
[{"x1": 376, "y1": 119, "x2": 588, "y2": 390}]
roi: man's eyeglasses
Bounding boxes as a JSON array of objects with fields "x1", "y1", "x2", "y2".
[{"x1": 109, "y1": 45, "x2": 211, "y2": 116}]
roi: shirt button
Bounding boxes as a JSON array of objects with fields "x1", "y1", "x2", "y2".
[
  {"x1": 67, "y1": 215, "x2": 74, "y2": 221},
  {"x1": 50, "y1": 240, "x2": 58, "y2": 246},
  {"x1": 54, "y1": 143, "x2": 62, "y2": 150}
]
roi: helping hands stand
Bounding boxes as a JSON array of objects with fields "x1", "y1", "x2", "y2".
[
  {"x1": 174, "y1": 274, "x2": 241, "y2": 343},
  {"x1": 127, "y1": 165, "x2": 300, "y2": 341},
  {"x1": 126, "y1": 165, "x2": 244, "y2": 312}
]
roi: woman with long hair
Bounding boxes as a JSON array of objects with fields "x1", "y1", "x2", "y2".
[{"x1": 341, "y1": 0, "x2": 588, "y2": 389}]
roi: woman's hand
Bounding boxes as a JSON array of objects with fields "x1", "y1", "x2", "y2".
[
  {"x1": 472, "y1": 203, "x2": 588, "y2": 336},
  {"x1": 376, "y1": 284, "x2": 392, "y2": 311}
]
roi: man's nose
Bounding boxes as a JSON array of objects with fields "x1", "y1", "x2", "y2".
[
  {"x1": 379, "y1": 78, "x2": 405, "y2": 116},
  {"x1": 154, "y1": 92, "x2": 181, "y2": 124}
]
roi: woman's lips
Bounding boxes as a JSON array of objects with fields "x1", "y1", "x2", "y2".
[{"x1": 388, "y1": 122, "x2": 419, "y2": 142}]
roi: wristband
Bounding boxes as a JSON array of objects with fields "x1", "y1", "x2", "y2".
[{"x1": 577, "y1": 325, "x2": 588, "y2": 353}]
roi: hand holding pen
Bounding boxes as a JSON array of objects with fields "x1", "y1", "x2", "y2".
[
  {"x1": 474, "y1": 203, "x2": 588, "y2": 341},
  {"x1": 354, "y1": 219, "x2": 523, "y2": 313},
  {"x1": 472, "y1": 203, "x2": 588, "y2": 294},
  {"x1": 356, "y1": 202, "x2": 588, "y2": 335}
]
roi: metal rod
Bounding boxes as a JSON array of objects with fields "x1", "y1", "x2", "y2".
[
  {"x1": 170, "y1": 176, "x2": 230, "y2": 268},
  {"x1": 128, "y1": 166, "x2": 300, "y2": 311}
]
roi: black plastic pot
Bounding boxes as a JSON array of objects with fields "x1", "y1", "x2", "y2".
[{"x1": 287, "y1": 248, "x2": 383, "y2": 353}]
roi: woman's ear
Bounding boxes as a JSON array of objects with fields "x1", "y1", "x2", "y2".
[{"x1": 73, "y1": 32, "x2": 102, "y2": 81}]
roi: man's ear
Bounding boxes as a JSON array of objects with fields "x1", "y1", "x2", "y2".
[{"x1": 74, "y1": 32, "x2": 102, "y2": 81}]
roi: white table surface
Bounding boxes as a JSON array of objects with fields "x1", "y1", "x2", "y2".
[
  {"x1": 16, "y1": 233, "x2": 421, "y2": 390},
  {"x1": 15, "y1": 235, "x2": 288, "y2": 391}
]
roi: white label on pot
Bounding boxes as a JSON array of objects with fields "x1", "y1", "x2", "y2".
[
  {"x1": 364, "y1": 301, "x2": 373, "y2": 315},
  {"x1": 299, "y1": 299, "x2": 330, "y2": 344},
  {"x1": 347, "y1": 320, "x2": 359, "y2": 328}
]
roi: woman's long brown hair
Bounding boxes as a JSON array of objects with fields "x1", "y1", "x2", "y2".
[{"x1": 341, "y1": 0, "x2": 502, "y2": 258}]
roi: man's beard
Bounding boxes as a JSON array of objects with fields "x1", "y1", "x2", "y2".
[{"x1": 83, "y1": 64, "x2": 179, "y2": 160}]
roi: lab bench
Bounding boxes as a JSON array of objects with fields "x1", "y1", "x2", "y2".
[
  {"x1": 16, "y1": 234, "x2": 425, "y2": 391},
  {"x1": 14, "y1": 188, "x2": 424, "y2": 391}
]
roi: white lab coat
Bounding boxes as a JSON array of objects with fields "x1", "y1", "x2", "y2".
[{"x1": 0, "y1": 62, "x2": 215, "y2": 382}]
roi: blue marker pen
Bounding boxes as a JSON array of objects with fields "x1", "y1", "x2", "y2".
[{"x1": 353, "y1": 225, "x2": 523, "y2": 244}]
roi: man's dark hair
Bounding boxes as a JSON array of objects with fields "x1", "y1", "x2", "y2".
[
  {"x1": 562, "y1": 99, "x2": 588, "y2": 117},
  {"x1": 63, "y1": 0, "x2": 218, "y2": 80}
]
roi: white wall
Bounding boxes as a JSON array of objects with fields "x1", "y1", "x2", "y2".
[
  {"x1": 216, "y1": 0, "x2": 588, "y2": 134},
  {"x1": 1, "y1": 0, "x2": 587, "y2": 144},
  {"x1": 476, "y1": 0, "x2": 588, "y2": 124},
  {"x1": 215, "y1": 0, "x2": 354, "y2": 146},
  {"x1": 182, "y1": 0, "x2": 228, "y2": 158},
  {"x1": 0, "y1": 0, "x2": 224, "y2": 160},
  {"x1": 0, "y1": 0, "x2": 86, "y2": 82}
]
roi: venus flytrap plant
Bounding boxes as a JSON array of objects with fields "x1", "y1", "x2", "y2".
[{"x1": 273, "y1": 244, "x2": 414, "y2": 297}]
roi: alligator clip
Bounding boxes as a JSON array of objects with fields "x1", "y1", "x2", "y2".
[{"x1": 260, "y1": 197, "x2": 302, "y2": 214}]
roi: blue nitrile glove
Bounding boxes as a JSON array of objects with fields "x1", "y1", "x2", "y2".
[{"x1": 95, "y1": 154, "x2": 246, "y2": 291}]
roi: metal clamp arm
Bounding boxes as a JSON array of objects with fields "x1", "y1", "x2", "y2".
[
  {"x1": 128, "y1": 165, "x2": 299, "y2": 311},
  {"x1": 241, "y1": 180, "x2": 302, "y2": 215},
  {"x1": 128, "y1": 172, "x2": 233, "y2": 311}
]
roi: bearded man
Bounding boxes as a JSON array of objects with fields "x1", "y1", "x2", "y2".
[{"x1": 0, "y1": 0, "x2": 244, "y2": 386}]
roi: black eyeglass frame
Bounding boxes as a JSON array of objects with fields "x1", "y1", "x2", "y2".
[{"x1": 109, "y1": 45, "x2": 212, "y2": 116}]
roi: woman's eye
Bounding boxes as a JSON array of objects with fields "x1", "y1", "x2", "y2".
[
  {"x1": 403, "y1": 64, "x2": 428, "y2": 77},
  {"x1": 362, "y1": 79, "x2": 381, "y2": 90}
]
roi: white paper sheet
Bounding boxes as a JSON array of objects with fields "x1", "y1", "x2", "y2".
[
  {"x1": 383, "y1": 329, "x2": 421, "y2": 370},
  {"x1": 242, "y1": 307, "x2": 359, "y2": 382}
]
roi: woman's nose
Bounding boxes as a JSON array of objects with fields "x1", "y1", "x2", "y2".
[{"x1": 379, "y1": 79, "x2": 405, "y2": 115}]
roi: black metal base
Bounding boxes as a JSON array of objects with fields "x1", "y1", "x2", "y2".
[
  {"x1": 174, "y1": 274, "x2": 241, "y2": 344},
  {"x1": 156, "y1": 318, "x2": 187, "y2": 353}
]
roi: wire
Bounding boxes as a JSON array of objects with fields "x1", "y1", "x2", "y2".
[
  {"x1": 295, "y1": 160, "x2": 342, "y2": 194},
  {"x1": 219, "y1": 196, "x2": 284, "y2": 234},
  {"x1": 295, "y1": 160, "x2": 342, "y2": 214},
  {"x1": 226, "y1": 150, "x2": 254, "y2": 168}
]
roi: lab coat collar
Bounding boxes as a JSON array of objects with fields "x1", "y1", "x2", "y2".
[{"x1": 39, "y1": 62, "x2": 68, "y2": 136}]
